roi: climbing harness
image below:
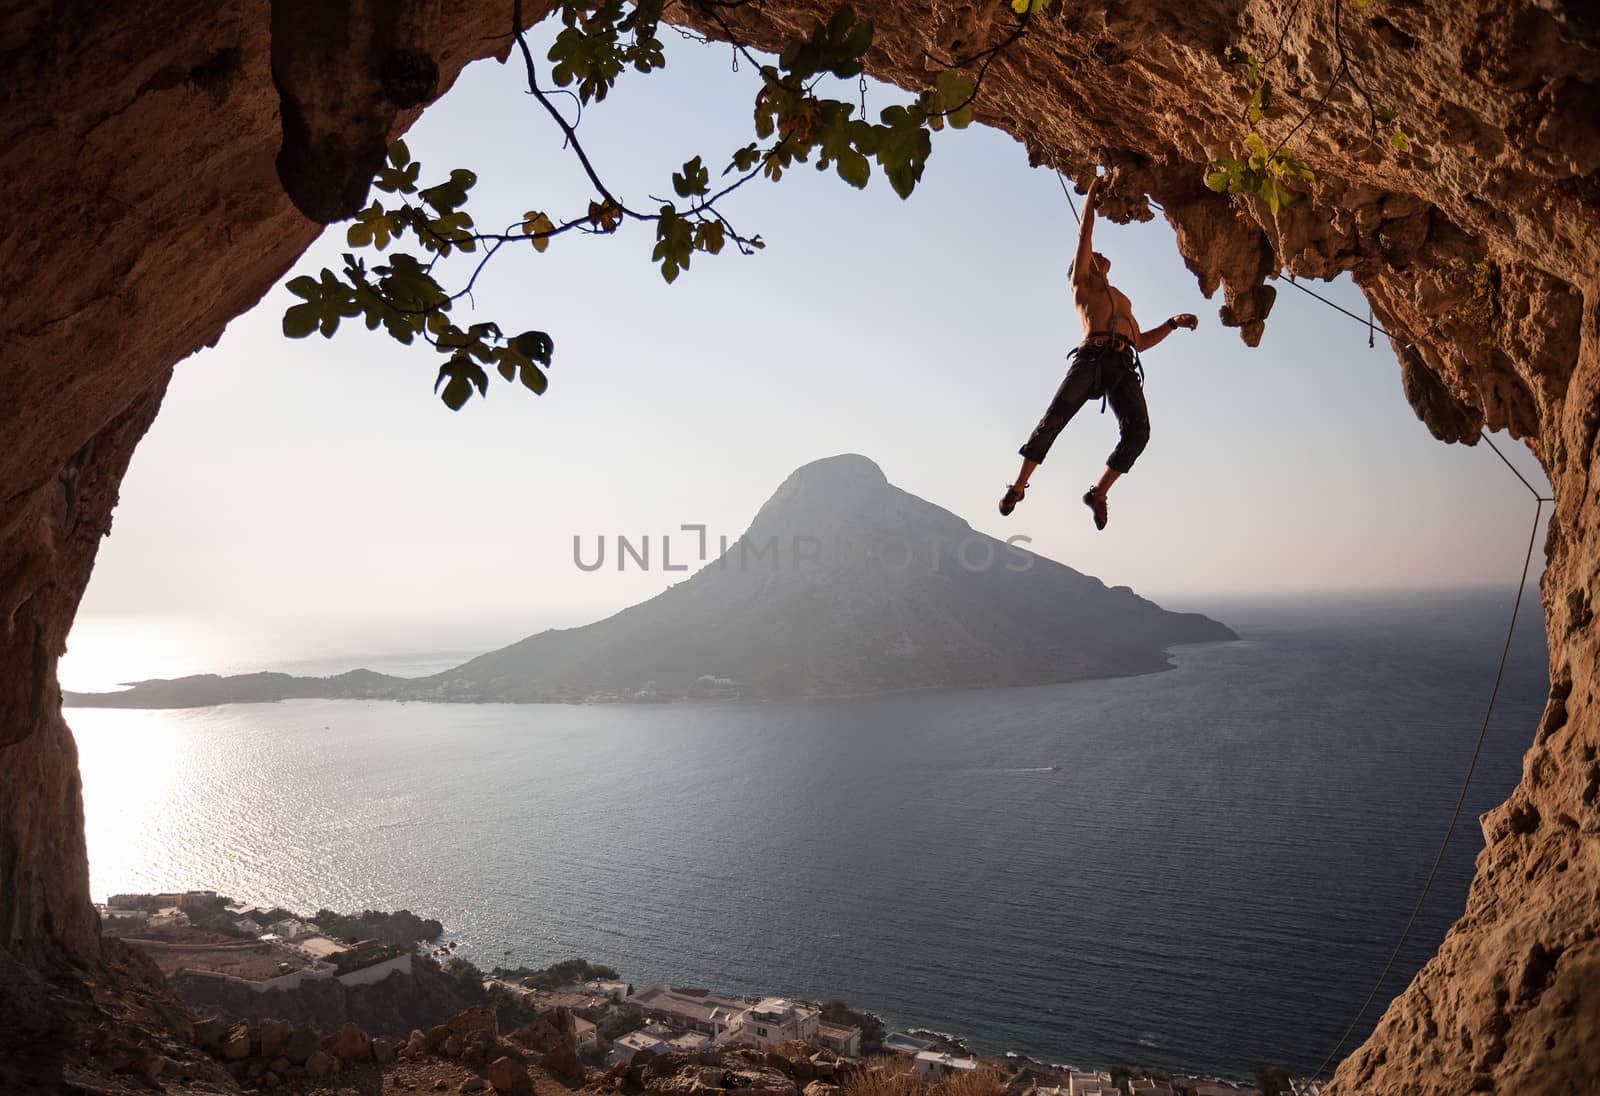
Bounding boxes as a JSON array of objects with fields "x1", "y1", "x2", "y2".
[{"x1": 1070, "y1": 332, "x2": 1143, "y2": 414}]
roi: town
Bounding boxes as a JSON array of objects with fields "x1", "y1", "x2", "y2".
[{"x1": 101, "y1": 891, "x2": 1323, "y2": 1096}]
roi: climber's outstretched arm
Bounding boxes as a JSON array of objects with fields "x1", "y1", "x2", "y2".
[
  {"x1": 1071, "y1": 174, "x2": 1103, "y2": 286},
  {"x1": 1135, "y1": 313, "x2": 1199, "y2": 352}
]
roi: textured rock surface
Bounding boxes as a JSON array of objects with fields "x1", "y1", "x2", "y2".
[{"x1": 1, "y1": 1, "x2": 1597, "y2": 1093}]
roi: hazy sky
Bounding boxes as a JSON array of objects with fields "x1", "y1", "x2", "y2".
[{"x1": 69, "y1": 24, "x2": 1550, "y2": 678}]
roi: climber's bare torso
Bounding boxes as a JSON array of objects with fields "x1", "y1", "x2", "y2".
[{"x1": 1072, "y1": 274, "x2": 1139, "y2": 341}]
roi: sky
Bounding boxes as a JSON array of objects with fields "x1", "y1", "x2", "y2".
[{"x1": 64, "y1": 23, "x2": 1552, "y2": 685}]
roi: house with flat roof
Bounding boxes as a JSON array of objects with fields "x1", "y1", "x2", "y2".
[
  {"x1": 607, "y1": 1030, "x2": 668, "y2": 1066},
  {"x1": 669, "y1": 1031, "x2": 713, "y2": 1054},
  {"x1": 268, "y1": 918, "x2": 317, "y2": 941},
  {"x1": 1128, "y1": 1079, "x2": 1175, "y2": 1096},
  {"x1": 1067, "y1": 1071, "x2": 1117, "y2": 1096},
  {"x1": 727, "y1": 997, "x2": 821, "y2": 1049},
  {"x1": 914, "y1": 1051, "x2": 979, "y2": 1080},
  {"x1": 815, "y1": 1021, "x2": 862, "y2": 1058},
  {"x1": 628, "y1": 983, "x2": 750, "y2": 1039}
]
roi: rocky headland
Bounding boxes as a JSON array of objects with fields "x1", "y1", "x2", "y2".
[{"x1": 64, "y1": 456, "x2": 1234, "y2": 710}]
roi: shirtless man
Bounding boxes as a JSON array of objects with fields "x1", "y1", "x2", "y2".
[{"x1": 999, "y1": 172, "x2": 1198, "y2": 529}]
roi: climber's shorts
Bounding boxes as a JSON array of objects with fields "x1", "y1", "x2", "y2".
[{"x1": 1018, "y1": 338, "x2": 1150, "y2": 474}]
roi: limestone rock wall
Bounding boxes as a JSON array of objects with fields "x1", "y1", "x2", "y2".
[{"x1": 1, "y1": 1, "x2": 1596, "y2": 1092}]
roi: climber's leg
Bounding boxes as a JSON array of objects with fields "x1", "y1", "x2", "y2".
[
  {"x1": 1003, "y1": 355, "x2": 1099, "y2": 516},
  {"x1": 1082, "y1": 368, "x2": 1149, "y2": 530}
]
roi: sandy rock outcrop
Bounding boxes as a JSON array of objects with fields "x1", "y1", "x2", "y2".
[
  {"x1": 509, "y1": 1005, "x2": 586, "y2": 1084},
  {"x1": 488, "y1": 1054, "x2": 535, "y2": 1096},
  {"x1": 1, "y1": 2, "x2": 1598, "y2": 1094}
]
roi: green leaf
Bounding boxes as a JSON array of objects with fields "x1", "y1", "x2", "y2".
[
  {"x1": 522, "y1": 211, "x2": 556, "y2": 252},
  {"x1": 727, "y1": 143, "x2": 762, "y2": 174},
  {"x1": 434, "y1": 354, "x2": 488, "y2": 411},
  {"x1": 388, "y1": 140, "x2": 411, "y2": 168},
  {"x1": 694, "y1": 221, "x2": 726, "y2": 255},
  {"x1": 514, "y1": 330, "x2": 554, "y2": 365},
  {"x1": 652, "y1": 204, "x2": 694, "y2": 283},
  {"x1": 1204, "y1": 169, "x2": 1232, "y2": 192},
  {"x1": 589, "y1": 199, "x2": 622, "y2": 233},
  {"x1": 282, "y1": 303, "x2": 319, "y2": 338},
  {"x1": 419, "y1": 168, "x2": 477, "y2": 214},
  {"x1": 837, "y1": 148, "x2": 871, "y2": 188},
  {"x1": 672, "y1": 156, "x2": 710, "y2": 198}
]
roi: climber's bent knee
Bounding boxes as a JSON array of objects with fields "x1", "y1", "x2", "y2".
[{"x1": 1107, "y1": 423, "x2": 1149, "y2": 474}]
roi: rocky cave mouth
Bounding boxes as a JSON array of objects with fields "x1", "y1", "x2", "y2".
[{"x1": 2, "y1": 1, "x2": 1597, "y2": 1094}]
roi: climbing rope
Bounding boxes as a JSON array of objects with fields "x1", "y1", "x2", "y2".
[
  {"x1": 1054, "y1": 169, "x2": 1080, "y2": 225},
  {"x1": 1043, "y1": 167, "x2": 1556, "y2": 1091}
]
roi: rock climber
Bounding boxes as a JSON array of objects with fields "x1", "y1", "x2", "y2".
[{"x1": 999, "y1": 171, "x2": 1199, "y2": 530}]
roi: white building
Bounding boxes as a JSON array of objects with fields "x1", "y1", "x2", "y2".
[
  {"x1": 913, "y1": 1051, "x2": 979, "y2": 1080},
  {"x1": 816, "y1": 1021, "x2": 862, "y2": 1058},
  {"x1": 628, "y1": 984, "x2": 750, "y2": 1040},
  {"x1": 268, "y1": 918, "x2": 316, "y2": 940},
  {"x1": 1128, "y1": 1080, "x2": 1174, "y2": 1096},
  {"x1": 583, "y1": 979, "x2": 633, "y2": 1002},
  {"x1": 669, "y1": 1031, "x2": 713, "y2": 1054},
  {"x1": 728, "y1": 997, "x2": 821, "y2": 1048},
  {"x1": 608, "y1": 1030, "x2": 668, "y2": 1066},
  {"x1": 233, "y1": 917, "x2": 263, "y2": 935},
  {"x1": 1068, "y1": 1071, "x2": 1117, "y2": 1096}
]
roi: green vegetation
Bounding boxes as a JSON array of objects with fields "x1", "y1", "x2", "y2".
[
  {"x1": 494, "y1": 957, "x2": 622, "y2": 989},
  {"x1": 282, "y1": 0, "x2": 1057, "y2": 410},
  {"x1": 819, "y1": 997, "x2": 886, "y2": 1053},
  {"x1": 440, "y1": 955, "x2": 542, "y2": 1029},
  {"x1": 313, "y1": 907, "x2": 445, "y2": 947},
  {"x1": 1204, "y1": 132, "x2": 1314, "y2": 216},
  {"x1": 1209, "y1": 0, "x2": 1417, "y2": 215}
]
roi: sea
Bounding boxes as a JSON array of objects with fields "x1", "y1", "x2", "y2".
[{"x1": 68, "y1": 589, "x2": 1550, "y2": 1080}]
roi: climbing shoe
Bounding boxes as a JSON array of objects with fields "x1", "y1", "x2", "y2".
[
  {"x1": 999, "y1": 483, "x2": 1027, "y2": 516},
  {"x1": 1082, "y1": 486, "x2": 1108, "y2": 530}
]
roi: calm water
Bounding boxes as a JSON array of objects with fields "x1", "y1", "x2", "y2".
[{"x1": 72, "y1": 592, "x2": 1548, "y2": 1078}]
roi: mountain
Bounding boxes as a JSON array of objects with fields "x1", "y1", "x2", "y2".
[{"x1": 66, "y1": 455, "x2": 1234, "y2": 708}]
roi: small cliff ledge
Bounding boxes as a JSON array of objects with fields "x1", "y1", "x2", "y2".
[{"x1": 1, "y1": 2, "x2": 1597, "y2": 1093}]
